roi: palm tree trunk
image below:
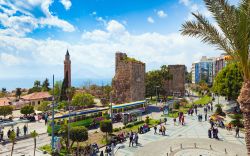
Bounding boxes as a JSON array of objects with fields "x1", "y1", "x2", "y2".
[
  {"x1": 11, "y1": 142, "x2": 14, "y2": 156},
  {"x1": 237, "y1": 80, "x2": 250, "y2": 155},
  {"x1": 34, "y1": 138, "x2": 36, "y2": 156},
  {"x1": 77, "y1": 142, "x2": 79, "y2": 156}
]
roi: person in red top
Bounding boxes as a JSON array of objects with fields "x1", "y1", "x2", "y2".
[{"x1": 181, "y1": 116, "x2": 185, "y2": 125}]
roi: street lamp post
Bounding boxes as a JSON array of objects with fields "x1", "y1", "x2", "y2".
[
  {"x1": 155, "y1": 86, "x2": 160, "y2": 105},
  {"x1": 51, "y1": 75, "x2": 55, "y2": 151},
  {"x1": 109, "y1": 93, "x2": 113, "y2": 122}
]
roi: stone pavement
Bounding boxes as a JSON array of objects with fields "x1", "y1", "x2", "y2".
[{"x1": 114, "y1": 108, "x2": 246, "y2": 156}]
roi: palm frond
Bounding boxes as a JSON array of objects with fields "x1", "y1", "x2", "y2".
[{"x1": 180, "y1": 12, "x2": 232, "y2": 54}]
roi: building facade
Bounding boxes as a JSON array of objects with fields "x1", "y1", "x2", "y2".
[
  {"x1": 164, "y1": 65, "x2": 186, "y2": 96},
  {"x1": 191, "y1": 56, "x2": 215, "y2": 85},
  {"x1": 112, "y1": 52, "x2": 145, "y2": 104},
  {"x1": 64, "y1": 50, "x2": 71, "y2": 87}
]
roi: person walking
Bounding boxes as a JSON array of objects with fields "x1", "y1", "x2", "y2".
[
  {"x1": 208, "y1": 128, "x2": 212, "y2": 138},
  {"x1": 173, "y1": 118, "x2": 176, "y2": 126},
  {"x1": 135, "y1": 133, "x2": 139, "y2": 145},
  {"x1": 181, "y1": 116, "x2": 185, "y2": 125},
  {"x1": 129, "y1": 132, "x2": 133, "y2": 147},
  {"x1": 235, "y1": 126, "x2": 240, "y2": 138},
  {"x1": 132, "y1": 133, "x2": 136, "y2": 147},
  {"x1": 154, "y1": 125, "x2": 157, "y2": 134},
  {"x1": 205, "y1": 113, "x2": 207, "y2": 121},
  {"x1": 164, "y1": 118, "x2": 167, "y2": 125},
  {"x1": 16, "y1": 126, "x2": 20, "y2": 137},
  {"x1": 23, "y1": 125, "x2": 27, "y2": 136},
  {"x1": 7, "y1": 129, "x2": 11, "y2": 138}
]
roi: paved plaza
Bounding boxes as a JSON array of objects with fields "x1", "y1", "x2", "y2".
[{"x1": 115, "y1": 108, "x2": 247, "y2": 156}]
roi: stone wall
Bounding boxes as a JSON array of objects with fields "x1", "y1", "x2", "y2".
[
  {"x1": 164, "y1": 65, "x2": 186, "y2": 96},
  {"x1": 112, "y1": 52, "x2": 145, "y2": 104}
]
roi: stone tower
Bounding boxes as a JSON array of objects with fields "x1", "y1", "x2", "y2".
[
  {"x1": 112, "y1": 52, "x2": 145, "y2": 104},
  {"x1": 164, "y1": 65, "x2": 186, "y2": 96},
  {"x1": 64, "y1": 50, "x2": 71, "y2": 87}
]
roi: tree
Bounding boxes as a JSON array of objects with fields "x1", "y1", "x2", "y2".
[
  {"x1": 180, "y1": 0, "x2": 250, "y2": 153},
  {"x1": 36, "y1": 101, "x2": 50, "y2": 112},
  {"x1": 30, "y1": 130, "x2": 38, "y2": 156},
  {"x1": 15, "y1": 88, "x2": 22, "y2": 99},
  {"x1": 21, "y1": 105, "x2": 34, "y2": 116},
  {"x1": 100, "y1": 120, "x2": 113, "y2": 143},
  {"x1": 34, "y1": 80, "x2": 41, "y2": 88},
  {"x1": 51, "y1": 81, "x2": 62, "y2": 101},
  {"x1": 42, "y1": 78, "x2": 50, "y2": 91},
  {"x1": 10, "y1": 131, "x2": 16, "y2": 156},
  {"x1": 146, "y1": 65, "x2": 172, "y2": 99},
  {"x1": 0, "y1": 106, "x2": 13, "y2": 118},
  {"x1": 70, "y1": 126, "x2": 88, "y2": 155},
  {"x1": 72, "y1": 93, "x2": 94, "y2": 107},
  {"x1": 60, "y1": 72, "x2": 69, "y2": 101},
  {"x1": 213, "y1": 63, "x2": 243, "y2": 100},
  {"x1": 1, "y1": 88, "x2": 7, "y2": 97}
]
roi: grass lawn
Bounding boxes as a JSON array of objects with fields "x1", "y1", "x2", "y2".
[
  {"x1": 194, "y1": 95, "x2": 212, "y2": 105},
  {"x1": 47, "y1": 118, "x2": 94, "y2": 134}
]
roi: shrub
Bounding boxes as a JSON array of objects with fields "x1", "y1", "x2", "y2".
[
  {"x1": 173, "y1": 101, "x2": 180, "y2": 109},
  {"x1": 145, "y1": 116, "x2": 150, "y2": 124},
  {"x1": 215, "y1": 105, "x2": 226, "y2": 116},
  {"x1": 113, "y1": 128, "x2": 120, "y2": 132}
]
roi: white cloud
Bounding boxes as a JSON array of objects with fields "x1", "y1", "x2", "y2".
[
  {"x1": 0, "y1": 53, "x2": 26, "y2": 66},
  {"x1": 60, "y1": 0, "x2": 72, "y2": 10},
  {"x1": 0, "y1": 20, "x2": 220, "y2": 80},
  {"x1": 40, "y1": 16, "x2": 75, "y2": 32},
  {"x1": 157, "y1": 10, "x2": 167, "y2": 18},
  {"x1": 147, "y1": 17, "x2": 154, "y2": 23},
  {"x1": 0, "y1": 0, "x2": 75, "y2": 36},
  {"x1": 179, "y1": 0, "x2": 190, "y2": 6},
  {"x1": 106, "y1": 20, "x2": 125, "y2": 33}
]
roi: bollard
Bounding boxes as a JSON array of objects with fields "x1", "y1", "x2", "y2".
[
  {"x1": 180, "y1": 144, "x2": 183, "y2": 149},
  {"x1": 194, "y1": 143, "x2": 196, "y2": 148},
  {"x1": 167, "y1": 153, "x2": 168, "y2": 156},
  {"x1": 210, "y1": 145, "x2": 212, "y2": 150},
  {"x1": 170, "y1": 146, "x2": 172, "y2": 152},
  {"x1": 225, "y1": 148, "x2": 227, "y2": 154}
]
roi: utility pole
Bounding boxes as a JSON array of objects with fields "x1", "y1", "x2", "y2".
[
  {"x1": 110, "y1": 93, "x2": 113, "y2": 122},
  {"x1": 155, "y1": 86, "x2": 159, "y2": 105},
  {"x1": 51, "y1": 75, "x2": 55, "y2": 151}
]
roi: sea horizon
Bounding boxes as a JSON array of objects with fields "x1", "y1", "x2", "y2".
[{"x1": 0, "y1": 78, "x2": 112, "y2": 92}]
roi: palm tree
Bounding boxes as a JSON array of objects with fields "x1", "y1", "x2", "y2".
[
  {"x1": 9, "y1": 131, "x2": 16, "y2": 156},
  {"x1": 34, "y1": 80, "x2": 41, "y2": 88},
  {"x1": 180, "y1": 0, "x2": 250, "y2": 154},
  {"x1": 15, "y1": 88, "x2": 22, "y2": 100},
  {"x1": 30, "y1": 130, "x2": 38, "y2": 156}
]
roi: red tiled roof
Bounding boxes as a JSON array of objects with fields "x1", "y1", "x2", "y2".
[
  {"x1": 21, "y1": 92, "x2": 52, "y2": 100},
  {"x1": 0, "y1": 97, "x2": 15, "y2": 106}
]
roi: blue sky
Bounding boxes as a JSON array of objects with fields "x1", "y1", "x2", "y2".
[{"x1": 0, "y1": 0, "x2": 239, "y2": 89}]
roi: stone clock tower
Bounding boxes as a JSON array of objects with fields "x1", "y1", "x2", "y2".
[{"x1": 64, "y1": 50, "x2": 71, "y2": 87}]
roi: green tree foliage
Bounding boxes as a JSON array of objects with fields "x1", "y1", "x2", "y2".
[
  {"x1": 36, "y1": 101, "x2": 50, "y2": 112},
  {"x1": 0, "y1": 88, "x2": 7, "y2": 98},
  {"x1": 100, "y1": 120, "x2": 113, "y2": 142},
  {"x1": 0, "y1": 106, "x2": 13, "y2": 118},
  {"x1": 49, "y1": 81, "x2": 62, "y2": 101},
  {"x1": 15, "y1": 88, "x2": 22, "y2": 99},
  {"x1": 60, "y1": 72, "x2": 69, "y2": 101},
  {"x1": 30, "y1": 130, "x2": 38, "y2": 156},
  {"x1": 215, "y1": 104, "x2": 226, "y2": 116},
  {"x1": 146, "y1": 65, "x2": 172, "y2": 98},
  {"x1": 70, "y1": 126, "x2": 88, "y2": 154},
  {"x1": 10, "y1": 131, "x2": 16, "y2": 156},
  {"x1": 42, "y1": 78, "x2": 50, "y2": 91},
  {"x1": 72, "y1": 93, "x2": 94, "y2": 107},
  {"x1": 213, "y1": 63, "x2": 243, "y2": 100},
  {"x1": 20, "y1": 105, "x2": 34, "y2": 115}
]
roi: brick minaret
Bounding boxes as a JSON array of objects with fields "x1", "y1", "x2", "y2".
[{"x1": 64, "y1": 50, "x2": 71, "y2": 87}]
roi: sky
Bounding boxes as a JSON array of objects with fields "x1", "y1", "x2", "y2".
[{"x1": 0, "y1": 0, "x2": 239, "y2": 89}]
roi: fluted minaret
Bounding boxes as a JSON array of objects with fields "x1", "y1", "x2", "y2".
[{"x1": 64, "y1": 49, "x2": 71, "y2": 87}]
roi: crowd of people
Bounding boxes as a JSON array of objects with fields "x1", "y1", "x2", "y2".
[
  {"x1": 128, "y1": 131, "x2": 139, "y2": 147},
  {"x1": 0, "y1": 125, "x2": 28, "y2": 142}
]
